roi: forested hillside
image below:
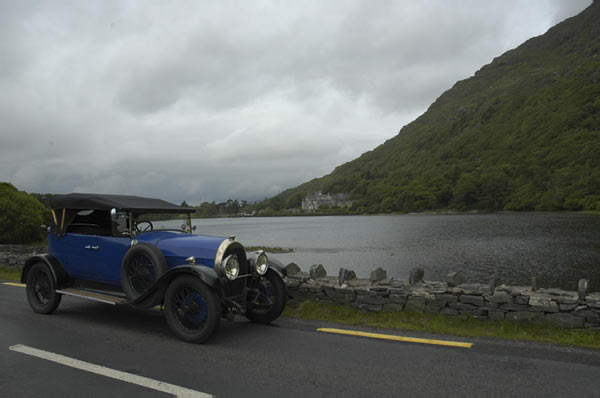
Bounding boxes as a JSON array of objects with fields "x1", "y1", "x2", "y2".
[{"x1": 261, "y1": 2, "x2": 600, "y2": 213}]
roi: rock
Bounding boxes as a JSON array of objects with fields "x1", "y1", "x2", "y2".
[
  {"x1": 559, "y1": 303, "x2": 578, "y2": 311},
  {"x1": 370, "y1": 287, "x2": 389, "y2": 293},
  {"x1": 500, "y1": 303, "x2": 529, "y2": 311},
  {"x1": 286, "y1": 279, "x2": 301, "y2": 289},
  {"x1": 440, "y1": 308, "x2": 459, "y2": 316},
  {"x1": 572, "y1": 308, "x2": 600, "y2": 324},
  {"x1": 435, "y1": 294, "x2": 459, "y2": 304},
  {"x1": 356, "y1": 295, "x2": 387, "y2": 305},
  {"x1": 382, "y1": 303, "x2": 405, "y2": 312},
  {"x1": 488, "y1": 310, "x2": 505, "y2": 321},
  {"x1": 531, "y1": 276, "x2": 538, "y2": 292},
  {"x1": 498, "y1": 286, "x2": 533, "y2": 296},
  {"x1": 405, "y1": 297, "x2": 426, "y2": 312},
  {"x1": 538, "y1": 288, "x2": 578, "y2": 304},
  {"x1": 389, "y1": 294, "x2": 408, "y2": 305},
  {"x1": 449, "y1": 302, "x2": 477, "y2": 311},
  {"x1": 410, "y1": 289, "x2": 435, "y2": 301},
  {"x1": 578, "y1": 279, "x2": 589, "y2": 300},
  {"x1": 408, "y1": 268, "x2": 424, "y2": 285},
  {"x1": 446, "y1": 271, "x2": 463, "y2": 287},
  {"x1": 377, "y1": 278, "x2": 392, "y2": 286},
  {"x1": 452, "y1": 283, "x2": 490, "y2": 295},
  {"x1": 484, "y1": 294, "x2": 513, "y2": 304},
  {"x1": 309, "y1": 264, "x2": 327, "y2": 279},
  {"x1": 585, "y1": 293, "x2": 600, "y2": 309},
  {"x1": 460, "y1": 295, "x2": 484, "y2": 307},
  {"x1": 369, "y1": 267, "x2": 387, "y2": 282},
  {"x1": 505, "y1": 311, "x2": 545, "y2": 323},
  {"x1": 285, "y1": 262, "x2": 301, "y2": 276},
  {"x1": 390, "y1": 280, "x2": 408, "y2": 289},
  {"x1": 514, "y1": 295, "x2": 529, "y2": 305},
  {"x1": 489, "y1": 274, "x2": 501, "y2": 293},
  {"x1": 546, "y1": 313, "x2": 585, "y2": 328},
  {"x1": 338, "y1": 268, "x2": 354, "y2": 286},
  {"x1": 528, "y1": 295, "x2": 559, "y2": 312}
]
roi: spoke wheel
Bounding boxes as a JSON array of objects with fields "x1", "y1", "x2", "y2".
[
  {"x1": 121, "y1": 243, "x2": 167, "y2": 301},
  {"x1": 26, "y1": 263, "x2": 62, "y2": 314},
  {"x1": 125, "y1": 254, "x2": 156, "y2": 296},
  {"x1": 246, "y1": 269, "x2": 286, "y2": 324},
  {"x1": 164, "y1": 276, "x2": 220, "y2": 343}
]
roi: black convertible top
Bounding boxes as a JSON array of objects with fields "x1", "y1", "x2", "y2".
[{"x1": 49, "y1": 193, "x2": 195, "y2": 214}]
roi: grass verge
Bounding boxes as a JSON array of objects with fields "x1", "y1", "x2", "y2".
[
  {"x1": 0, "y1": 267, "x2": 21, "y2": 282},
  {"x1": 283, "y1": 300, "x2": 600, "y2": 349}
]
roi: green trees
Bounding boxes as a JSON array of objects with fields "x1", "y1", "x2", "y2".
[{"x1": 0, "y1": 183, "x2": 48, "y2": 244}]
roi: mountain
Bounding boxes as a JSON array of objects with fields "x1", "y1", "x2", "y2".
[{"x1": 262, "y1": 2, "x2": 600, "y2": 213}]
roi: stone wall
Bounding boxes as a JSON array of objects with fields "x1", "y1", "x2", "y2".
[
  {"x1": 0, "y1": 244, "x2": 46, "y2": 267},
  {"x1": 283, "y1": 263, "x2": 600, "y2": 330},
  {"x1": 3, "y1": 245, "x2": 598, "y2": 330}
]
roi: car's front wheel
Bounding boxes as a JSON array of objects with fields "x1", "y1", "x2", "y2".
[
  {"x1": 164, "y1": 276, "x2": 221, "y2": 343},
  {"x1": 26, "y1": 262, "x2": 62, "y2": 314},
  {"x1": 246, "y1": 269, "x2": 287, "y2": 324}
]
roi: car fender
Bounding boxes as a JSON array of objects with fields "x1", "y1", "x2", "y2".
[
  {"x1": 21, "y1": 254, "x2": 70, "y2": 288},
  {"x1": 267, "y1": 257, "x2": 287, "y2": 278},
  {"x1": 129, "y1": 265, "x2": 220, "y2": 309}
]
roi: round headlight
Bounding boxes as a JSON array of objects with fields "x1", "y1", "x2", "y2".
[
  {"x1": 256, "y1": 252, "x2": 269, "y2": 275},
  {"x1": 224, "y1": 255, "x2": 239, "y2": 280}
]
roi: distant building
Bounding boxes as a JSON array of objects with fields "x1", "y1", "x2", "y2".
[{"x1": 301, "y1": 192, "x2": 352, "y2": 212}]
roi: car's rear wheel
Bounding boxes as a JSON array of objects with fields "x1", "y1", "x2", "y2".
[
  {"x1": 121, "y1": 243, "x2": 167, "y2": 301},
  {"x1": 26, "y1": 263, "x2": 62, "y2": 314},
  {"x1": 164, "y1": 276, "x2": 221, "y2": 343},
  {"x1": 246, "y1": 269, "x2": 287, "y2": 324}
]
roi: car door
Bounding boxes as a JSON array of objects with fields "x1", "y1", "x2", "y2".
[
  {"x1": 50, "y1": 233, "x2": 100, "y2": 280},
  {"x1": 90, "y1": 235, "x2": 130, "y2": 286}
]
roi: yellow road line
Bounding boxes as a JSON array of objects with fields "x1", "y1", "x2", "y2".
[
  {"x1": 3, "y1": 282, "x2": 25, "y2": 288},
  {"x1": 317, "y1": 327, "x2": 473, "y2": 348}
]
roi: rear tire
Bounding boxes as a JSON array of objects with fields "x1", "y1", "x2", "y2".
[
  {"x1": 26, "y1": 263, "x2": 62, "y2": 314},
  {"x1": 246, "y1": 269, "x2": 287, "y2": 324},
  {"x1": 164, "y1": 276, "x2": 221, "y2": 343},
  {"x1": 121, "y1": 243, "x2": 167, "y2": 301}
]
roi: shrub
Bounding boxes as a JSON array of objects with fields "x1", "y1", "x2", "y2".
[{"x1": 0, "y1": 182, "x2": 47, "y2": 244}]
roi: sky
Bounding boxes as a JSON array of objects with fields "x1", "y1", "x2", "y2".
[{"x1": 0, "y1": 0, "x2": 592, "y2": 204}]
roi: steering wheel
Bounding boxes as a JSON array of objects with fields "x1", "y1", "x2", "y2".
[{"x1": 135, "y1": 221, "x2": 154, "y2": 233}]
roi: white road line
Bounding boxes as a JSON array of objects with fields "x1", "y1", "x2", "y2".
[{"x1": 9, "y1": 344, "x2": 212, "y2": 398}]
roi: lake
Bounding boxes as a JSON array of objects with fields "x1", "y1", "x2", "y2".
[{"x1": 156, "y1": 213, "x2": 600, "y2": 291}]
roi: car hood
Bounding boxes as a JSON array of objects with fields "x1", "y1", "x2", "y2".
[{"x1": 137, "y1": 231, "x2": 227, "y2": 268}]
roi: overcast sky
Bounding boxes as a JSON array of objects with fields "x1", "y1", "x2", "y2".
[{"x1": 0, "y1": 0, "x2": 592, "y2": 204}]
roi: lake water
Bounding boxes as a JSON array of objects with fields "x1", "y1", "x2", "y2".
[{"x1": 156, "y1": 213, "x2": 600, "y2": 291}]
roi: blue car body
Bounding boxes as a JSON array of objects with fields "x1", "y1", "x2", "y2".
[{"x1": 48, "y1": 232, "x2": 226, "y2": 286}]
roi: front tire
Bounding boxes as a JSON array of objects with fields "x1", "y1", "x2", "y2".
[
  {"x1": 246, "y1": 269, "x2": 287, "y2": 324},
  {"x1": 164, "y1": 276, "x2": 221, "y2": 343},
  {"x1": 26, "y1": 263, "x2": 62, "y2": 314}
]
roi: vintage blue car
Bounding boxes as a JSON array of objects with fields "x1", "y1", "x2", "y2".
[{"x1": 22, "y1": 193, "x2": 287, "y2": 343}]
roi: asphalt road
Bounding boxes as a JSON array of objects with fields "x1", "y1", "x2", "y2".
[{"x1": 2, "y1": 282, "x2": 600, "y2": 397}]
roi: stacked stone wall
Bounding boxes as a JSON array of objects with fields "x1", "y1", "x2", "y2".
[
  {"x1": 284, "y1": 264, "x2": 600, "y2": 330},
  {"x1": 0, "y1": 244, "x2": 46, "y2": 267}
]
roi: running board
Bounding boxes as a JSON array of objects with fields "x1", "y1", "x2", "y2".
[{"x1": 56, "y1": 288, "x2": 127, "y2": 305}]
